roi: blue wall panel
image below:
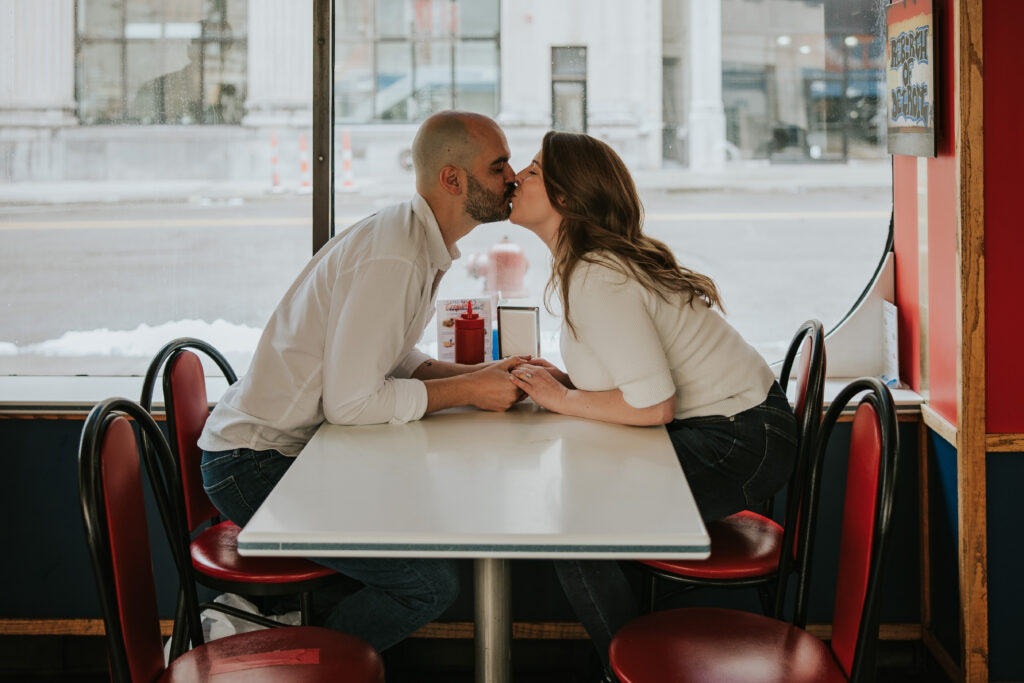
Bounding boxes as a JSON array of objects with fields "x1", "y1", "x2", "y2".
[{"x1": 986, "y1": 452, "x2": 1024, "y2": 681}]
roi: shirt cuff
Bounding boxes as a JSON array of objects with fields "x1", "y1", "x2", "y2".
[
  {"x1": 395, "y1": 347, "x2": 431, "y2": 378},
  {"x1": 389, "y1": 377, "x2": 428, "y2": 424},
  {"x1": 620, "y1": 373, "x2": 676, "y2": 410}
]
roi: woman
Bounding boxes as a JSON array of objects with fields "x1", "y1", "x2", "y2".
[{"x1": 507, "y1": 131, "x2": 798, "y2": 679}]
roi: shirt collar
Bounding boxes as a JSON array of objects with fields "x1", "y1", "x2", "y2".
[{"x1": 411, "y1": 193, "x2": 461, "y2": 271}]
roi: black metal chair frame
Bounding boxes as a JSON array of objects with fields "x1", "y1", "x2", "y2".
[
  {"x1": 79, "y1": 397, "x2": 207, "y2": 682},
  {"x1": 646, "y1": 319, "x2": 826, "y2": 619},
  {"x1": 141, "y1": 337, "x2": 338, "y2": 657},
  {"x1": 794, "y1": 377, "x2": 899, "y2": 663}
]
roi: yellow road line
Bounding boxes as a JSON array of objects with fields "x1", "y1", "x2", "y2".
[
  {"x1": 0, "y1": 210, "x2": 889, "y2": 231},
  {"x1": 645, "y1": 210, "x2": 890, "y2": 221}
]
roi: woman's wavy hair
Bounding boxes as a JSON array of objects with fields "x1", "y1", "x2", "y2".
[{"x1": 540, "y1": 131, "x2": 723, "y2": 335}]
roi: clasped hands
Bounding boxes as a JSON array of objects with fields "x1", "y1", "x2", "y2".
[{"x1": 468, "y1": 356, "x2": 571, "y2": 413}]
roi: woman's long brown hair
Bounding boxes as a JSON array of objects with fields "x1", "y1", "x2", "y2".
[{"x1": 540, "y1": 131, "x2": 723, "y2": 335}]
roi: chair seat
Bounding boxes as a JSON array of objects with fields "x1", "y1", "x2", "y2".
[
  {"x1": 610, "y1": 607, "x2": 846, "y2": 683},
  {"x1": 162, "y1": 625, "x2": 384, "y2": 682},
  {"x1": 641, "y1": 510, "x2": 782, "y2": 580},
  {"x1": 192, "y1": 521, "x2": 336, "y2": 584}
]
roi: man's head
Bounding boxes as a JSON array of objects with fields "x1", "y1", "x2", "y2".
[{"x1": 412, "y1": 111, "x2": 516, "y2": 225}]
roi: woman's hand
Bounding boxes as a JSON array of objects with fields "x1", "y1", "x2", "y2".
[
  {"x1": 508, "y1": 363, "x2": 569, "y2": 413},
  {"x1": 526, "y1": 357, "x2": 575, "y2": 389}
]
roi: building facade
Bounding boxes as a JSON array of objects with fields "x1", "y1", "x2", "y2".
[{"x1": 0, "y1": 0, "x2": 885, "y2": 185}]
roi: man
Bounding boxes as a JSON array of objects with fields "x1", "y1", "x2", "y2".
[{"x1": 197, "y1": 111, "x2": 523, "y2": 651}]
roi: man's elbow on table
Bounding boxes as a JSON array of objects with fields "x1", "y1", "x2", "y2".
[{"x1": 323, "y1": 377, "x2": 426, "y2": 426}]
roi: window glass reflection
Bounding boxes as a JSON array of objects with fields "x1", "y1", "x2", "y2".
[
  {"x1": 78, "y1": 0, "x2": 247, "y2": 125},
  {"x1": 0, "y1": 0, "x2": 892, "y2": 377}
]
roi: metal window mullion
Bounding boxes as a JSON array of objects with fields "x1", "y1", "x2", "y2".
[{"x1": 313, "y1": 0, "x2": 335, "y2": 254}]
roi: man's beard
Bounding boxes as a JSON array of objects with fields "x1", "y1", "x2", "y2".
[{"x1": 465, "y1": 173, "x2": 513, "y2": 223}]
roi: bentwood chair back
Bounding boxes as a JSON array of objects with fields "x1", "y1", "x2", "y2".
[
  {"x1": 610, "y1": 377, "x2": 899, "y2": 683},
  {"x1": 78, "y1": 397, "x2": 384, "y2": 683},
  {"x1": 141, "y1": 338, "x2": 339, "y2": 656},
  {"x1": 641, "y1": 319, "x2": 825, "y2": 619}
]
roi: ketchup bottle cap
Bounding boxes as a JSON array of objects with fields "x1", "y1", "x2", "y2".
[{"x1": 457, "y1": 301, "x2": 484, "y2": 329}]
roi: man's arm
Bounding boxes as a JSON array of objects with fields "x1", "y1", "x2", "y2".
[
  {"x1": 414, "y1": 357, "x2": 527, "y2": 414},
  {"x1": 410, "y1": 358, "x2": 489, "y2": 380}
]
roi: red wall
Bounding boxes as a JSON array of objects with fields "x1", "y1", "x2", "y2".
[
  {"x1": 892, "y1": 0, "x2": 958, "y2": 425},
  {"x1": 895, "y1": 1, "x2": 1024, "y2": 431},
  {"x1": 983, "y1": 2, "x2": 1024, "y2": 433},
  {"x1": 926, "y1": 0, "x2": 958, "y2": 425},
  {"x1": 893, "y1": 156, "x2": 920, "y2": 392}
]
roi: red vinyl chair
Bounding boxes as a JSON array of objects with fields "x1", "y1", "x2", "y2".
[
  {"x1": 141, "y1": 338, "x2": 340, "y2": 656},
  {"x1": 640, "y1": 319, "x2": 825, "y2": 620},
  {"x1": 78, "y1": 396, "x2": 385, "y2": 683},
  {"x1": 610, "y1": 377, "x2": 899, "y2": 683}
]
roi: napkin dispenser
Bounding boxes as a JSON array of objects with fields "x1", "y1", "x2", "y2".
[{"x1": 497, "y1": 305, "x2": 540, "y2": 359}]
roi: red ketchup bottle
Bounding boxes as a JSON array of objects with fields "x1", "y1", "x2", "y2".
[{"x1": 454, "y1": 301, "x2": 485, "y2": 365}]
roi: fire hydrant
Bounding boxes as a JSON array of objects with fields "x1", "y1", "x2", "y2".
[{"x1": 466, "y1": 236, "x2": 529, "y2": 298}]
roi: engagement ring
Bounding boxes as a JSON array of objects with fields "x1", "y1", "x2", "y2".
[{"x1": 524, "y1": 372, "x2": 533, "y2": 379}]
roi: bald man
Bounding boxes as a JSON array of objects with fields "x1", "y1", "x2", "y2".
[{"x1": 198, "y1": 111, "x2": 523, "y2": 651}]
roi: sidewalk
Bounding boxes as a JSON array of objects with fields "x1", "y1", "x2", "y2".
[{"x1": 0, "y1": 159, "x2": 892, "y2": 206}]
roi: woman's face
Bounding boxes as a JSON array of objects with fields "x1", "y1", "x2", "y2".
[{"x1": 510, "y1": 151, "x2": 561, "y2": 248}]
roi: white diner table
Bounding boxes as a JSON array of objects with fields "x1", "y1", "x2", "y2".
[{"x1": 237, "y1": 401, "x2": 710, "y2": 683}]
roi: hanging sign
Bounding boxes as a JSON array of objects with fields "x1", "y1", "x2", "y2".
[{"x1": 886, "y1": 0, "x2": 937, "y2": 157}]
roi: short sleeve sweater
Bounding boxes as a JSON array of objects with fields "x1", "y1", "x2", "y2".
[{"x1": 558, "y1": 254, "x2": 775, "y2": 419}]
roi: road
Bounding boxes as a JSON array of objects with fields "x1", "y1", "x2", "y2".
[{"x1": 0, "y1": 188, "x2": 890, "y2": 374}]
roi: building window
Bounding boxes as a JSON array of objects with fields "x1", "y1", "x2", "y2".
[
  {"x1": 551, "y1": 45, "x2": 586, "y2": 133},
  {"x1": 76, "y1": 0, "x2": 248, "y2": 125},
  {"x1": 335, "y1": 0, "x2": 500, "y2": 123}
]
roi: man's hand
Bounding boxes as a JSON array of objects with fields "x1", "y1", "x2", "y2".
[
  {"x1": 466, "y1": 356, "x2": 528, "y2": 411},
  {"x1": 422, "y1": 356, "x2": 528, "y2": 415}
]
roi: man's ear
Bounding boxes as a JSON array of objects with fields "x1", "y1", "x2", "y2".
[{"x1": 439, "y1": 165, "x2": 463, "y2": 196}]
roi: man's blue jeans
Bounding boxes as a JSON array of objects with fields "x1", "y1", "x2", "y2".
[{"x1": 200, "y1": 447, "x2": 460, "y2": 652}]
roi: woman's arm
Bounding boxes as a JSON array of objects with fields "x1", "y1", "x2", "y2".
[{"x1": 510, "y1": 363, "x2": 674, "y2": 426}]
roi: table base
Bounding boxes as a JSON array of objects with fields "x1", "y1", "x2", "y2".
[{"x1": 474, "y1": 558, "x2": 511, "y2": 683}]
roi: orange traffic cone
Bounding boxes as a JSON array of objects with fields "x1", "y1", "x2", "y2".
[
  {"x1": 340, "y1": 129, "x2": 355, "y2": 191},
  {"x1": 269, "y1": 130, "x2": 283, "y2": 193},
  {"x1": 298, "y1": 131, "x2": 312, "y2": 194}
]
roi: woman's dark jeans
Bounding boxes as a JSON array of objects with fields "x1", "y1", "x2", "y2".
[
  {"x1": 200, "y1": 447, "x2": 461, "y2": 652},
  {"x1": 555, "y1": 381, "x2": 798, "y2": 674}
]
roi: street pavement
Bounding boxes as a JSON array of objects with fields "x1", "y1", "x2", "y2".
[{"x1": 0, "y1": 159, "x2": 891, "y2": 207}]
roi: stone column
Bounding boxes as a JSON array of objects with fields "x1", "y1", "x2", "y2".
[
  {"x1": 0, "y1": 0, "x2": 77, "y2": 126},
  {"x1": 686, "y1": 0, "x2": 725, "y2": 170},
  {"x1": 244, "y1": 0, "x2": 313, "y2": 127}
]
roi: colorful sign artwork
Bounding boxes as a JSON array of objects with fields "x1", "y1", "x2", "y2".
[{"x1": 886, "y1": 0, "x2": 937, "y2": 156}]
